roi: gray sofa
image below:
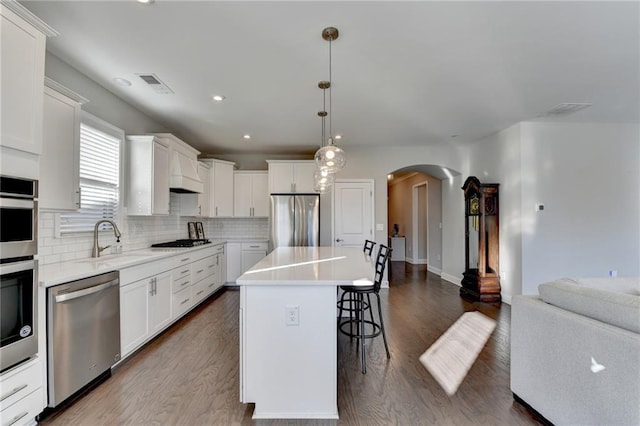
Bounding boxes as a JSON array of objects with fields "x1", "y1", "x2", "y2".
[{"x1": 511, "y1": 277, "x2": 640, "y2": 425}]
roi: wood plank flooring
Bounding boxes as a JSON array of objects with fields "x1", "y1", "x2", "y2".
[{"x1": 40, "y1": 263, "x2": 541, "y2": 425}]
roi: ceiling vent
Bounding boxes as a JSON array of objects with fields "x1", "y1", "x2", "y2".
[
  {"x1": 136, "y1": 73, "x2": 174, "y2": 94},
  {"x1": 542, "y1": 103, "x2": 592, "y2": 116}
]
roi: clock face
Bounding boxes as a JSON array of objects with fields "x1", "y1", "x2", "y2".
[{"x1": 470, "y1": 197, "x2": 480, "y2": 214}]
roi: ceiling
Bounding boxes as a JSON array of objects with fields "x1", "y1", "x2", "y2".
[{"x1": 22, "y1": 1, "x2": 639, "y2": 156}]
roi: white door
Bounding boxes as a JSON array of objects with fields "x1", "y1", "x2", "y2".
[{"x1": 332, "y1": 180, "x2": 374, "y2": 247}]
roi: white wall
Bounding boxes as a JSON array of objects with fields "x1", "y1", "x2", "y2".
[
  {"x1": 45, "y1": 53, "x2": 169, "y2": 135},
  {"x1": 463, "y1": 124, "x2": 523, "y2": 302},
  {"x1": 519, "y1": 121, "x2": 640, "y2": 293}
]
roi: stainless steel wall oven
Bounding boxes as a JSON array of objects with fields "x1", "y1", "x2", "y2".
[{"x1": 0, "y1": 175, "x2": 38, "y2": 373}]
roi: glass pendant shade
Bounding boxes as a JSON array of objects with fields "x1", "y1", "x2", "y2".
[
  {"x1": 314, "y1": 181, "x2": 331, "y2": 193},
  {"x1": 313, "y1": 169, "x2": 335, "y2": 187},
  {"x1": 314, "y1": 139, "x2": 346, "y2": 173}
]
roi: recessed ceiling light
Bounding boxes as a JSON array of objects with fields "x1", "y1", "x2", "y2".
[
  {"x1": 113, "y1": 77, "x2": 132, "y2": 87},
  {"x1": 212, "y1": 95, "x2": 226, "y2": 102},
  {"x1": 334, "y1": 134, "x2": 342, "y2": 140},
  {"x1": 137, "y1": 0, "x2": 154, "y2": 4},
  {"x1": 243, "y1": 134, "x2": 251, "y2": 140}
]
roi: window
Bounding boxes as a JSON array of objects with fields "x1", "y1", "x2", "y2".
[{"x1": 58, "y1": 112, "x2": 123, "y2": 234}]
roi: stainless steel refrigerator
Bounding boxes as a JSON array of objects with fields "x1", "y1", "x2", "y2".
[{"x1": 270, "y1": 194, "x2": 320, "y2": 248}]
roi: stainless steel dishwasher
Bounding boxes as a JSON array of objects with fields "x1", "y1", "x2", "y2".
[{"x1": 47, "y1": 271, "x2": 121, "y2": 407}]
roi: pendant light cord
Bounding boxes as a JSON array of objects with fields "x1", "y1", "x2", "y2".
[{"x1": 328, "y1": 35, "x2": 333, "y2": 144}]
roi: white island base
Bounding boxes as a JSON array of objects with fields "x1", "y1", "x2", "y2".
[{"x1": 238, "y1": 247, "x2": 375, "y2": 419}]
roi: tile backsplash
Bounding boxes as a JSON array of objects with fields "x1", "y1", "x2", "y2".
[{"x1": 38, "y1": 195, "x2": 268, "y2": 265}]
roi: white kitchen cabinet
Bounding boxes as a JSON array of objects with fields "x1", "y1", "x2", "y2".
[
  {"x1": 0, "y1": 357, "x2": 43, "y2": 426},
  {"x1": 267, "y1": 160, "x2": 316, "y2": 193},
  {"x1": 233, "y1": 171, "x2": 268, "y2": 217},
  {"x1": 180, "y1": 161, "x2": 211, "y2": 217},
  {"x1": 201, "y1": 159, "x2": 236, "y2": 217},
  {"x1": 40, "y1": 79, "x2": 87, "y2": 211},
  {"x1": 127, "y1": 135, "x2": 170, "y2": 216},
  {"x1": 226, "y1": 242, "x2": 242, "y2": 283},
  {"x1": 120, "y1": 278, "x2": 149, "y2": 356},
  {"x1": 120, "y1": 264, "x2": 172, "y2": 357},
  {"x1": 148, "y1": 270, "x2": 172, "y2": 335},
  {"x1": 241, "y1": 242, "x2": 268, "y2": 273},
  {"x1": 0, "y1": 4, "x2": 54, "y2": 156}
]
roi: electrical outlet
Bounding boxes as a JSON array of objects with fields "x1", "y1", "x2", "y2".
[
  {"x1": 285, "y1": 306, "x2": 299, "y2": 326},
  {"x1": 609, "y1": 270, "x2": 618, "y2": 277}
]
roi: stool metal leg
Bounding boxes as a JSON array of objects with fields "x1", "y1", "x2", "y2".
[
  {"x1": 360, "y1": 293, "x2": 367, "y2": 374},
  {"x1": 376, "y1": 293, "x2": 391, "y2": 359}
]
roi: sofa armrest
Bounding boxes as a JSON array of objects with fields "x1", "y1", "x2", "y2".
[{"x1": 511, "y1": 295, "x2": 640, "y2": 426}]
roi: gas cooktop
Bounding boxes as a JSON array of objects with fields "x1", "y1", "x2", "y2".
[{"x1": 151, "y1": 239, "x2": 211, "y2": 248}]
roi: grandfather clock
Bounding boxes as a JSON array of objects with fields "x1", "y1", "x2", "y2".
[{"x1": 461, "y1": 176, "x2": 501, "y2": 302}]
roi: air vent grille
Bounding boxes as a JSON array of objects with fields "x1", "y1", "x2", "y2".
[
  {"x1": 136, "y1": 73, "x2": 174, "y2": 94},
  {"x1": 543, "y1": 103, "x2": 592, "y2": 116}
]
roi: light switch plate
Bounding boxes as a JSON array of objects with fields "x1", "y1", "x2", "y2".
[{"x1": 376, "y1": 223, "x2": 384, "y2": 231}]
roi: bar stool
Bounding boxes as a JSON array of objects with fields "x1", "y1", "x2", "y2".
[
  {"x1": 336, "y1": 240, "x2": 377, "y2": 336},
  {"x1": 338, "y1": 244, "x2": 392, "y2": 374},
  {"x1": 363, "y1": 239, "x2": 376, "y2": 256}
]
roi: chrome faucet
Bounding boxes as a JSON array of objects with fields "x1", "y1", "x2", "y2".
[{"x1": 92, "y1": 219, "x2": 122, "y2": 258}]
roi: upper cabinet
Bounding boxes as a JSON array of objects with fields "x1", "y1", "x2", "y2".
[
  {"x1": 0, "y1": 4, "x2": 55, "y2": 155},
  {"x1": 201, "y1": 159, "x2": 235, "y2": 217},
  {"x1": 1, "y1": 3, "x2": 57, "y2": 180},
  {"x1": 233, "y1": 171, "x2": 268, "y2": 217},
  {"x1": 153, "y1": 133, "x2": 203, "y2": 195},
  {"x1": 40, "y1": 79, "x2": 88, "y2": 211},
  {"x1": 267, "y1": 160, "x2": 316, "y2": 194},
  {"x1": 127, "y1": 135, "x2": 170, "y2": 216}
]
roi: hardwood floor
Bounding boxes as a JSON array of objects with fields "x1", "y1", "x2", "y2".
[{"x1": 41, "y1": 263, "x2": 541, "y2": 425}]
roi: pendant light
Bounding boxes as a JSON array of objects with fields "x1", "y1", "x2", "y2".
[
  {"x1": 314, "y1": 81, "x2": 334, "y2": 193},
  {"x1": 314, "y1": 27, "x2": 346, "y2": 173}
]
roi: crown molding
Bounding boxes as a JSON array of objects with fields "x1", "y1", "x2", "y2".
[{"x1": 2, "y1": 0, "x2": 58, "y2": 37}]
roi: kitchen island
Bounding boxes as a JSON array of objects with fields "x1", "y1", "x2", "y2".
[{"x1": 237, "y1": 246, "x2": 375, "y2": 419}]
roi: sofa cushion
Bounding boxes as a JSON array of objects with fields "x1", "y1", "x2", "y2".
[{"x1": 538, "y1": 277, "x2": 640, "y2": 334}]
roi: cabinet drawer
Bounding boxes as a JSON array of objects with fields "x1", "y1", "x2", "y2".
[
  {"x1": 0, "y1": 359, "x2": 41, "y2": 412},
  {"x1": 0, "y1": 387, "x2": 42, "y2": 426},
  {"x1": 191, "y1": 257, "x2": 210, "y2": 284},
  {"x1": 173, "y1": 254, "x2": 193, "y2": 269},
  {"x1": 172, "y1": 275, "x2": 191, "y2": 293},
  {"x1": 241, "y1": 242, "x2": 268, "y2": 251},
  {"x1": 172, "y1": 287, "x2": 192, "y2": 318},
  {"x1": 212, "y1": 244, "x2": 225, "y2": 255},
  {"x1": 192, "y1": 279, "x2": 209, "y2": 304},
  {"x1": 172, "y1": 265, "x2": 191, "y2": 281}
]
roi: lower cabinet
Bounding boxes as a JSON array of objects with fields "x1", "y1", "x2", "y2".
[
  {"x1": 226, "y1": 241, "x2": 267, "y2": 283},
  {"x1": 120, "y1": 243, "x2": 227, "y2": 359},
  {"x1": 0, "y1": 358, "x2": 44, "y2": 426},
  {"x1": 120, "y1": 269, "x2": 172, "y2": 357}
]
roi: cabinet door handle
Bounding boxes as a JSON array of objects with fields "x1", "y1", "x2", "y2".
[
  {"x1": 196, "y1": 269, "x2": 204, "y2": 274},
  {"x1": 0, "y1": 384, "x2": 28, "y2": 401},
  {"x1": 293, "y1": 182, "x2": 297, "y2": 192},
  {"x1": 199, "y1": 205, "x2": 202, "y2": 216},
  {"x1": 180, "y1": 298, "x2": 190, "y2": 305},
  {"x1": 215, "y1": 206, "x2": 218, "y2": 216},
  {"x1": 181, "y1": 258, "x2": 190, "y2": 262},
  {"x1": 75, "y1": 187, "x2": 81, "y2": 207}
]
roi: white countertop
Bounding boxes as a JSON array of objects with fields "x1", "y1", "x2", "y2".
[
  {"x1": 39, "y1": 239, "x2": 227, "y2": 288},
  {"x1": 237, "y1": 246, "x2": 374, "y2": 286}
]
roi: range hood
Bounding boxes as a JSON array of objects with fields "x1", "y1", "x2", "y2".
[{"x1": 170, "y1": 151, "x2": 203, "y2": 194}]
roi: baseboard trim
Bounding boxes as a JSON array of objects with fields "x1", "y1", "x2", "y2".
[
  {"x1": 406, "y1": 257, "x2": 428, "y2": 265},
  {"x1": 441, "y1": 273, "x2": 461, "y2": 286},
  {"x1": 427, "y1": 265, "x2": 442, "y2": 276}
]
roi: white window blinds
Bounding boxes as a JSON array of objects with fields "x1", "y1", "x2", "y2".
[{"x1": 59, "y1": 114, "x2": 122, "y2": 234}]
